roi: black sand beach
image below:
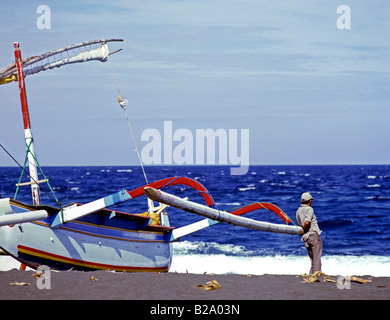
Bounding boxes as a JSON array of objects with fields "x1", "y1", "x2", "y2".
[{"x1": 0, "y1": 269, "x2": 388, "y2": 301}]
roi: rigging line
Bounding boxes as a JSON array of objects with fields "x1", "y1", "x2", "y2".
[
  {"x1": 108, "y1": 54, "x2": 120, "y2": 95},
  {"x1": 107, "y1": 56, "x2": 149, "y2": 185},
  {"x1": 23, "y1": 139, "x2": 60, "y2": 205},
  {"x1": 122, "y1": 107, "x2": 149, "y2": 185},
  {"x1": 0, "y1": 143, "x2": 62, "y2": 208}
]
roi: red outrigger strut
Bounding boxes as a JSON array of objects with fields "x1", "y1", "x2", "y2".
[
  {"x1": 126, "y1": 176, "x2": 215, "y2": 207},
  {"x1": 230, "y1": 202, "x2": 292, "y2": 224}
]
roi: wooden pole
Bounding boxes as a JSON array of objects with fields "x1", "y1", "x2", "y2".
[{"x1": 14, "y1": 42, "x2": 41, "y2": 205}]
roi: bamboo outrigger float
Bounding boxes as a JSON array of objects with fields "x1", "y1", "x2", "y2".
[{"x1": 0, "y1": 39, "x2": 302, "y2": 272}]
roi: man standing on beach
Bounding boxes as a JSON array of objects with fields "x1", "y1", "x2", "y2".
[{"x1": 296, "y1": 192, "x2": 323, "y2": 275}]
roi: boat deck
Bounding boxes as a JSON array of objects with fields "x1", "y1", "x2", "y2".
[{"x1": 9, "y1": 198, "x2": 175, "y2": 233}]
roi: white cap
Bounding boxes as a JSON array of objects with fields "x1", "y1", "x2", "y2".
[{"x1": 301, "y1": 192, "x2": 314, "y2": 201}]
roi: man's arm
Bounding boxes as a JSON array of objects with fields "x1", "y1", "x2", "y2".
[{"x1": 302, "y1": 221, "x2": 311, "y2": 234}]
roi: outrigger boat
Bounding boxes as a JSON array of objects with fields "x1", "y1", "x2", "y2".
[{"x1": 0, "y1": 39, "x2": 302, "y2": 272}]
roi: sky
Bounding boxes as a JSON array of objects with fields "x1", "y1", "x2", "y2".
[{"x1": 0, "y1": 0, "x2": 389, "y2": 167}]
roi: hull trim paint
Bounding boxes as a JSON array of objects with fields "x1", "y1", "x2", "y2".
[
  {"x1": 33, "y1": 221, "x2": 167, "y2": 243},
  {"x1": 17, "y1": 245, "x2": 169, "y2": 272}
]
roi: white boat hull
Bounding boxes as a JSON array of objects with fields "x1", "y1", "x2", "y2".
[{"x1": 0, "y1": 198, "x2": 172, "y2": 272}]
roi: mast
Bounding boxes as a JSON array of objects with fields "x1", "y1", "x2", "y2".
[{"x1": 13, "y1": 42, "x2": 41, "y2": 205}]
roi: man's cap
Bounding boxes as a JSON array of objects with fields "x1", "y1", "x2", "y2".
[{"x1": 301, "y1": 192, "x2": 314, "y2": 201}]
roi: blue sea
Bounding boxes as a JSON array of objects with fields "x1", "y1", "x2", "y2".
[{"x1": 1, "y1": 165, "x2": 389, "y2": 276}]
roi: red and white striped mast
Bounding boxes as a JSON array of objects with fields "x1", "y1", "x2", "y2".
[{"x1": 13, "y1": 42, "x2": 41, "y2": 205}]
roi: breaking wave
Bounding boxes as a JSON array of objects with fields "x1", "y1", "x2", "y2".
[{"x1": 170, "y1": 241, "x2": 390, "y2": 277}]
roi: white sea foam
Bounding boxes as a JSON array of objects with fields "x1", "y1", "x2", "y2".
[
  {"x1": 0, "y1": 256, "x2": 23, "y2": 271},
  {"x1": 173, "y1": 240, "x2": 250, "y2": 256},
  {"x1": 215, "y1": 202, "x2": 241, "y2": 206},
  {"x1": 170, "y1": 253, "x2": 390, "y2": 277},
  {"x1": 170, "y1": 242, "x2": 390, "y2": 277},
  {"x1": 238, "y1": 184, "x2": 256, "y2": 192}
]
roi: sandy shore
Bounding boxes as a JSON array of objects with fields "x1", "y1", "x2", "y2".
[{"x1": 0, "y1": 269, "x2": 388, "y2": 301}]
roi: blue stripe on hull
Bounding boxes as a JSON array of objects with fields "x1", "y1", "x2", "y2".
[{"x1": 35, "y1": 220, "x2": 166, "y2": 243}]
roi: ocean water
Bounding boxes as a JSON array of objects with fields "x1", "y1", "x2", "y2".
[{"x1": 0, "y1": 165, "x2": 389, "y2": 276}]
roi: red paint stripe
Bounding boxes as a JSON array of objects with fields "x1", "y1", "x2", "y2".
[{"x1": 13, "y1": 42, "x2": 31, "y2": 130}]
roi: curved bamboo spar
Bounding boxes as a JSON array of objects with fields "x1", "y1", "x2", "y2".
[{"x1": 144, "y1": 187, "x2": 303, "y2": 235}]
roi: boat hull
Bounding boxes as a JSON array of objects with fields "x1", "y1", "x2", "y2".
[{"x1": 0, "y1": 199, "x2": 173, "y2": 272}]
